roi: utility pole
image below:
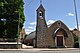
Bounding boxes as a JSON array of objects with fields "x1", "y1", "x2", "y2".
[
  {"x1": 73, "y1": 0, "x2": 80, "y2": 48},
  {"x1": 17, "y1": 11, "x2": 20, "y2": 49}
]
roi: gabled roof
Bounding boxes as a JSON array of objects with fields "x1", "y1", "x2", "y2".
[
  {"x1": 25, "y1": 31, "x2": 35, "y2": 40},
  {"x1": 49, "y1": 20, "x2": 69, "y2": 30},
  {"x1": 36, "y1": 4, "x2": 45, "y2": 11},
  {"x1": 47, "y1": 20, "x2": 71, "y2": 38}
]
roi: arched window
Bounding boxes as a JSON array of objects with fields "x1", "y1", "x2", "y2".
[{"x1": 39, "y1": 11, "x2": 43, "y2": 18}]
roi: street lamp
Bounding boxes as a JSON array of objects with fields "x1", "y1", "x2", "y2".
[{"x1": 73, "y1": 0, "x2": 80, "y2": 48}]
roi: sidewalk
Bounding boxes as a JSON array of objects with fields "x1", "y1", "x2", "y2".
[
  {"x1": 0, "y1": 45, "x2": 79, "y2": 51},
  {"x1": 21, "y1": 45, "x2": 79, "y2": 51},
  {"x1": 0, "y1": 48, "x2": 79, "y2": 51}
]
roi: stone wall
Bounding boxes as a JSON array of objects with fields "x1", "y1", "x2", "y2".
[{"x1": 0, "y1": 42, "x2": 22, "y2": 49}]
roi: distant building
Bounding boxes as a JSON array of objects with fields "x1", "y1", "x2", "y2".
[
  {"x1": 20, "y1": 28, "x2": 26, "y2": 42},
  {"x1": 24, "y1": 32, "x2": 35, "y2": 45},
  {"x1": 72, "y1": 28, "x2": 79, "y2": 36},
  {"x1": 25, "y1": 3, "x2": 74, "y2": 48}
]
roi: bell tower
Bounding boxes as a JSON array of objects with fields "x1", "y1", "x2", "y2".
[{"x1": 35, "y1": 0, "x2": 48, "y2": 48}]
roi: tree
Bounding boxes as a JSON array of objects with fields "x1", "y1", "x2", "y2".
[
  {"x1": 73, "y1": 34, "x2": 79, "y2": 48},
  {"x1": 0, "y1": 0, "x2": 25, "y2": 39},
  {"x1": 24, "y1": 34, "x2": 28, "y2": 39}
]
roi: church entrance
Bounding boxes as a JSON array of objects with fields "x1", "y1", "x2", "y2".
[
  {"x1": 55, "y1": 28, "x2": 67, "y2": 48},
  {"x1": 57, "y1": 35, "x2": 63, "y2": 47}
]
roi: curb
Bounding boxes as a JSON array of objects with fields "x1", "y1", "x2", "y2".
[
  {"x1": 0, "y1": 48, "x2": 79, "y2": 51},
  {"x1": 39, "y1": 48, "x2": 79, "y2": 51}
]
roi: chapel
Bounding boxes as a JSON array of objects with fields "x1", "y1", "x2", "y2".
[{"x1": 25, "y1": 1, "x2": 74, "y2": 48}]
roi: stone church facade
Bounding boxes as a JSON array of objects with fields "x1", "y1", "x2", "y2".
[{"x1": 35, "y1": 4, "x2": 74, "y2": 48}]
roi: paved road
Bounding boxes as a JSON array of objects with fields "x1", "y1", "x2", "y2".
[{"x1": 0, "y1": 49, "x2": 79, "y2": 53}]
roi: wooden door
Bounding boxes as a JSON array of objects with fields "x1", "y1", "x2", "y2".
[{"x1": 57, "y1": 36, "x2": 63, "y2": 46}]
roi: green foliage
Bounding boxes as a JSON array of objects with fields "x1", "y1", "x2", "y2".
[
  {"x1": 0, "y1": 0, "x2": 25, "y2": 39},
  {"x1": 74, "y1": 41, "x2": 79, "y2": 48},
  {"x1": 73, "y1": 34, "x2": 79, "y2": 48},
  {"x1": 24, "y1": 34, "x2": 28, "y2": 38},
  {"x1": 74, "y1": 34, "x2": 78, "y2": 41}
]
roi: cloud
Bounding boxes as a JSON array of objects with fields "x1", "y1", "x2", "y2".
[
  {"x1": 75, "y1": 25, "x2": 80, "y2": 31},
  {"x1": 69, "y1": 28, "x2": 74, "y2": 30},
  {"x1": 25, "y1": 31, "x2": 31, "y2": 34},
  {"x1": 28, "y1": 25, "x2": 36, "y2": 30},
  {"x1": 30, "y1": 22, "x2": 36, "y2": 25},
  {"x1": 47, "y1": 20, "x2": 55, "y2": 25},
  {"x1": 28, "y1": 26, "x2": 34, "y2": 29},
  {"x1": 26, "y1": 20, "x2": 80, "y2": 34},
  {"x1": 26, "y1": 20, "x2": 55, "y2": 34},
  {"x1": 29, "y1": 21, "x2": 36, "y2": 30},
  {"x1": 25, "y1": 29, "x2": 35, "y2": 34},
  {"x1": 25, "y1": 21, "x2": 36, "y2": 34},
  {"x1": 69, "y1": 25, "x2": 80, "y2": 31},
  {"x1": 66, "y1": 13, "x2": 74, "y2": 16},
  {"x1": 26, "y1": 26, "x2": 36, "y2": 34}
]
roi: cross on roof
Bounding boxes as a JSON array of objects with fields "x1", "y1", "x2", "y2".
[{"x1": 40, "y1": 0, "x2": 42, "y2": 4}]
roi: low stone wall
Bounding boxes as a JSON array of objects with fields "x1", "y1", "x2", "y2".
[{"x1": 0, "y1": 42, "x2": 22, "y2": 49}]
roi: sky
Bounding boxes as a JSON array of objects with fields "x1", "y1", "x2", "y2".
[{"x1": 23, "y1": 0, "x2": 80, "y2": 34}]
